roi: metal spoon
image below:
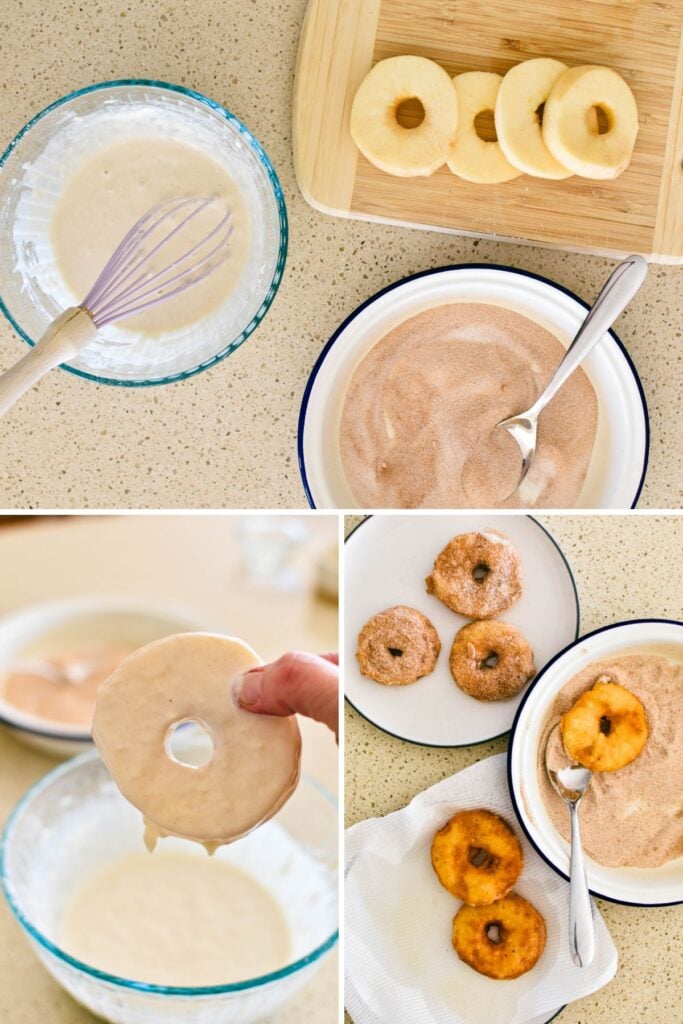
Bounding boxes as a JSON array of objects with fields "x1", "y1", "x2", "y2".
[
  {"x1": 545, "y1": 723, "x2": 595, "y2": 967},
  {"x1": 498, "y1": 254, "x2": 648, "y2": 491}
]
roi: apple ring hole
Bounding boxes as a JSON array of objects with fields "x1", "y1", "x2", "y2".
[
  {"x1": 388, "y1": 647, "x2": 404, "y2": 658},
  {"x1": 165, "y1": 718, "x2": 214, "y2": 768},
  {"x1": 395, "y1": 97, "x2": 426, "y2": 129},
  {"x1": 474, "y1": 109, "x2": 498, "y2": 142},
  {"x1": 599, "y1": 715, "x2": 612, "y2": 736},
  {"x1": 468, "y1": 845, "x2": 498, "y2": 869},
  {"x1": 472, "y1": 563, "x2": 491, "y2": 582},
  {"x1": 591, "y1": 104, "x2": 612, "y2": 135},
  {"x1": 479, "y1": 651, "x2": 500, "y2": 670},
  {"x1": 535, "y1": 101, "x2": 545, "y2": 125},
  {"x1": 485, "y1": 921, "x2": 505, "y2": 945}
]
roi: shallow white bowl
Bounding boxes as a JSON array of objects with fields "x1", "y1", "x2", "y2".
[
  {"x1": 298, "y1": 264, "x2": 649, "y2": 509},
  {"x1": 508, "y1": 618, "x2": 683, "y2": 906},
  {"x1": 345, "y1": 514, "x2": 579, "y2": 747},
  {"x1": 0, "y1": 597, "x2": 204, "y2": 757}
]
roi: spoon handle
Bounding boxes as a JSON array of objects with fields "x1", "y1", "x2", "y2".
[
  {"x1": 527, "y1": 254, "x2": 648, "y2": 419},
  {"x1": 568, "y1": 800, "x2": 595, "y2": 967}
]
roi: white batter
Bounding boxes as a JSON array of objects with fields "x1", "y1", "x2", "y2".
[
  {"x1": 60, "y1": 851, "x2": 291, "y2": 986},
  {"x1": 51, "y1": 139, "x2": 250, "y2": 335}
]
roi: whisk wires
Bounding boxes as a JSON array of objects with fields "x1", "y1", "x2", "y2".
[{"x1": 83, "y1": 196, "x2": 233, "y2": 327}]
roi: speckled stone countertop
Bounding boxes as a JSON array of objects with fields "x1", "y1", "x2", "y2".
[
  {"x1": 344, "y1": 513, "x2": 683, "y2": 1024},
  {"x1": 0, "y1": 0, "x2": 680, "y2": 509},
  {"x1": 0, "y1": 515, "x2": 338, "y2": 1024}
]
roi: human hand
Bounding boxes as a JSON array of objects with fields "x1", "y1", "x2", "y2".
[{"x1": 234, "y1": 651, "x2": 339, "y2": 739}]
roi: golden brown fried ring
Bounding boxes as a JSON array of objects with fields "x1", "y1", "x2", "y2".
[
  {"x1": 561, "y1": 678, "x2": 648, "y2": 772},
  {"x1": 452, "y1": 892, "x2": 547, "y2": 979},
  {"x1": 431, "y1": 808, "x2": 523, "y2": 906}
]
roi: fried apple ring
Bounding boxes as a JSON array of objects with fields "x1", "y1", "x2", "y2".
[
  {"x1": 356, "y1": 605, "x2": 440, "y2": 685},
  {"x1": 431, "y1": 809, "x2": 523, "y2": 905},
  {"x1": 425, "y1": 531, "x2": 522, "y2": 619},
  {"x1": 561, "y1": 677, "x2": 648, "y2": 772},
  {"x1": 452, "y1": 893, "x2": 546, "y2": 979},
  {"x1": 449, "y1": 620, "x2": 535, "y2": 702}
]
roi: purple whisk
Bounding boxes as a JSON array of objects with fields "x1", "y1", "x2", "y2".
[{"x1": 82, "y1": 195, "x2": 233, "y2": 327}]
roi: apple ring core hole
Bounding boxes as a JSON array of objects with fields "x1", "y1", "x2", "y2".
[
  {"x1": 592, "y1": 104, "x2": 612, "y2": 135},
  {"x1": 474, "y1": 108, "x2": 497, "y2": 142},
  {"x1": 395, "y1": 96, "x2": 426, "y2": 128},
  {"x1": 165, "y1": 718, "x2": 214, "y2": 768}
]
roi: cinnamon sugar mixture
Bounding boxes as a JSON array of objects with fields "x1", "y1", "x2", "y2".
[{"x1": 339, "y1": 303, "x2": 598, "y2": 508}]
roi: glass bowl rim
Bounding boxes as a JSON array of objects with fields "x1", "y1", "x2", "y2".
[
  {"x1": 0, "y1": 78, "x2": 289, "y2": 388},
  {"x1": 0, "y1": 749, "x2": 338, "y2": 995}
]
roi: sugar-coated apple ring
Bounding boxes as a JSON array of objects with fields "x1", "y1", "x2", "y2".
[
  {"x1": 495, "y1": 58, "x2": 574, "y2": 179},
  {"x1": 431, "y1": 808, "x2": 523, "y2": 905},
  {"x1": 452, "y1": 893, "x2": 547, "y2": 979},
  {"x1": 561, "y1": 677, "x2": 648, "y2": 772},
  {"x1": 449, "y1": 620, "x2": 535, "y2": 702},
  {"x1": 350, "y1": 55, "x2": 458, "y2": 176},
  {"x1": 447, "y1": 72, "x2": 521, "y2": 183},
  {"x1": 542, "y1": 65, "x2": 638, "y2": 179},
  {"x1": 425, "y1": 530, "x2": 523, "y2": 619},
  {"x1": 356, "y1": 605, "x2": 440, "y2": 685}
]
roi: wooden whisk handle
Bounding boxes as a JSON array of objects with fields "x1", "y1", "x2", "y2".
[{"x1": 0, "y1": 308, "x2": 97, "y2": 417}]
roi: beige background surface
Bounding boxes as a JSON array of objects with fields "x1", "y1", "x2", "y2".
[
  {"x1": 0, "y1": 0, "x2": 680, "y2": 509},
  {"x1": 344, "y1": 513, "x2": 683, "y2": 1024},
  {"x1": 0, "y1": 514, "x2": 339, "y2": 1024}
]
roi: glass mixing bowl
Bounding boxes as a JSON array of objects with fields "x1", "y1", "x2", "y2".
[
  {"x1": 0, "y1": 80, "x2": 288, "y2": 386},
  {"x1": 1, "y1": 751, "x2": 337, "y2": 1024}
]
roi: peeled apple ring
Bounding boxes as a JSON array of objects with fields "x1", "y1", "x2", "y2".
[
  {"x1": 447, "y1": 71, "x2": 521, "y2": 184},
  {"x1": 350, "y1": 55, "x2": 459, "y2": 176},
  {"x1": 542, "y1": 64, "x2": 638, "y2": 179}
]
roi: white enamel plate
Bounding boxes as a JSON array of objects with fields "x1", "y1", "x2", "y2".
[
  {"x1": 508, "y1": 618, "x2": 683, "y2": 906},
  {"x1": 344, "y1": 514, "x2": 579, "y2": 747},
  {"x1": 298, "y1": 264, "x2": 649, "y2": 509}
]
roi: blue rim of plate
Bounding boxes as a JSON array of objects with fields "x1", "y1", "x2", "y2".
[
  {"x1": 0, "y1": 751, "x2": 339, "y2": 995},
  {"x1": 507, "y1": 616, "x2": 683, "y2": 908},
  {"x1": 343, "y1": 514, "x2": 580, "y2": 749},
  {"x1": 0, "y1": 79, "x2": 288, "y2": 387},
  {"x1": 297, "y1": 262, "x2": 650, "y2": 509}
]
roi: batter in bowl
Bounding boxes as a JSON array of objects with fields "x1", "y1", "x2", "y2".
[
  {"x1": 339, "y1": 303, "x2": 598, "y2": 508},
  {"x1": 60, "y1": 850, "x2": 291, "y2": 986},
  {"x1": 51, "y1": 138, "x2": 250, "y2": 335}
]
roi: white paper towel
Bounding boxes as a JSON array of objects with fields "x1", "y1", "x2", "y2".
[{"x1": 345, "y1": 753, "x2": 617, "y2": 1024}]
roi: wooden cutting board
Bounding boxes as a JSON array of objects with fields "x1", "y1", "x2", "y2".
[{"x1": 293, "y1": 0, "x2": 683, "y2": 263}]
